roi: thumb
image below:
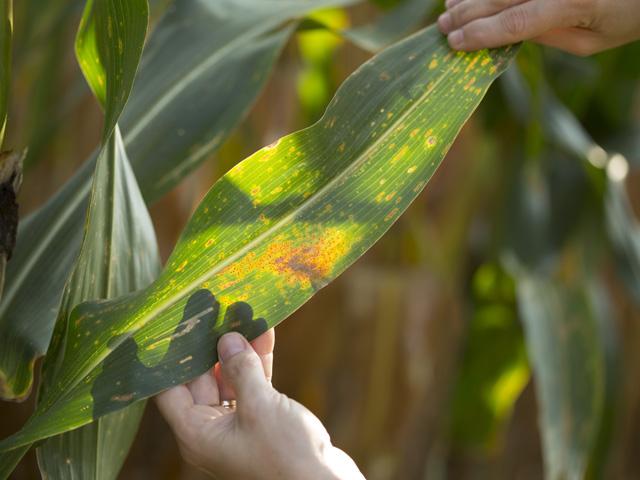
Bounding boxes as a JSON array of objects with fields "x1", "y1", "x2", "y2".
[{"x1": 218, "y1": 332, "x2": 271, "y2": 412}]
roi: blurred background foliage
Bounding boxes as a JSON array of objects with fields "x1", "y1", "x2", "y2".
[{"x1": 1, "y1": 0, "x2": 639, "y2": 478}]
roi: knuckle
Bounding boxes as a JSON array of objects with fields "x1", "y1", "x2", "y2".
[
  {"x1": 500, "y1": 7, "x2": 528, "y2": 37},
  {"x1": 461, "y1": 25, "x2": 487, "y2": 48},
  {"x1": 567, "y1": 0, "x2": 598, "y2": 27}
]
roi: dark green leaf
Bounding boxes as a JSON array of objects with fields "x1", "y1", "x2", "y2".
[
  {"x1": 35, "y1": 128, "x2": 160, "y2": 480},
  {"x1": 515, "y1": 271, "x2": 605, "y2": 480}
]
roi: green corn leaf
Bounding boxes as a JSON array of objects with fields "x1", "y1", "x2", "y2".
[
  {"x1": 515, "y1": 272, "x2": 605, "y2": 480},
  {"x1": 75, "y1": 0, "x2": 148, "y2": 140},
  {"x1": 0, "y1": 1, "x2": 158, "y2": 477},
  {"x1": 35, "y1": 127, "x2": 160, "y2": 480},
  {"x1": 343, "y1": 0, "x2": 434, "y2": 52},
  {"x1": 34, "y1": 0, "x2": 155, "y2": 476},
  {"x1": 0, "y1": 25, "x2": 517, "y2": 450},
  {"x1": 0, "y1": 0, "x2": 360, "y2": 401},
  {"x1": 0, "y1": 0, "x2": 10, "y2": 146}
]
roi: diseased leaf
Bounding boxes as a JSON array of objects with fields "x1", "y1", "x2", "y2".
[
  {"x1": 0, "y1": 0, "x2": 361, "y2": 401},
  {"x1": 515, "y1": 272, "x2": 605, "y2": 480},
  {"x1": 0, "y1": 25, "x2": 517, "y2": 449}
]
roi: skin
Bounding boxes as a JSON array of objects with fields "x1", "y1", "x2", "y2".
[
  {"x1": 437, "y1": 0, "x2": 640, "y2": 56},
  {"x1": 156, "y1": 331, "x2": 365, "y2": 480}
]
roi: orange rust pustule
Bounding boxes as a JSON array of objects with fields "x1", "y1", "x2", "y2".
[{"x1": 218, "y1": 228, "x2": 350, "y2": 290}]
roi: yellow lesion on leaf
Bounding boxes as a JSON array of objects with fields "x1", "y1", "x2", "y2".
[
  {"x1": 175, "y1": 260, "x2": 188, "y2": 273},
  {"x1": 391, "y1": 145, "x2": 410, "y2": 164},
  {"x1": 384, "y1": 208, "x2": 400, "y2": 222},
  {"x1": 428, "y1": 59, "x2": 438, "y2": 70},
  {"x1": 218, "y1": 228, "x2": 350, "y2": 290},
  {"x1": 425, "y1": 136, "x2": 438, "y2": 149}
]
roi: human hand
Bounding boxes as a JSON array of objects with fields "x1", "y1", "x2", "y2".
[
  {"x1": 437, "y1": 0, "x2": 640, "y2": 56},
  {"x1": 156, "y1": 330, "x2": 364, "y2": 480}
]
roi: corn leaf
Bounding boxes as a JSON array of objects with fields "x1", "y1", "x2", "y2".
[
  {"x1": 75, "y1": 0, "x2": 148, "y2": 139},
  {"x1": 0, "y1": 0, "x2": 361, "y2": 401},
  {"x1": 344, "y1": 0, "x2": 434, "y2": 52},
  {"x1": 0, "y1": 0, "x2": 9, "y2": 146},
  {"x1": 515, "y1": 273, "x2": 605, "y2": 480},
  {"x1": 35, "y1": 128, "x2": 159, "y2": 480},
  {"x1": 0, "y1": 25, "x2": 517, "y2": 450}
]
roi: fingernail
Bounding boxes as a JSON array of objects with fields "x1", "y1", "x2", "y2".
[
  {"x1": 218, "y1": 332, "x2": 247, "y2": 362},
  {"x1": 438, "y1": 12, "x2": 452, "y2": 33},
  {"x1": 448, "y1": 29, "x2": 464, "y2": 50},
  {"x1": 445, "y1": 0, "x2": 460, "y2": 7}
]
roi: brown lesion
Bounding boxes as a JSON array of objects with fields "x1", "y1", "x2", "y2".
[
  {"x1": 0, "y1": 150, "x2": 24, "y2": 300},
  {"x1": 218, "y1": 228, "x2": 350, "y2": 291}
]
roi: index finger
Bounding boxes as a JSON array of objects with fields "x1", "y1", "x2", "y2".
[{"x1": 445, "y1": 0, "x2": 578, "y2": 51}]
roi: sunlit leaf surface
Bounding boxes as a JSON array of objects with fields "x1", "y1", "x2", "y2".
[
  {"x1": 0, "y1": 0, "x2": 360, "y2": 401},
  {"x1": 0, "y1": 25, "x2": 517, "y2": 450}
]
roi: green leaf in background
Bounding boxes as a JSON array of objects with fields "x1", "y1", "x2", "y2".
[
  {"x1": 75, "y1": 0, "x2": 148, "y2": 139},
  {"x1": 0, "y1": 0, "x2": 10, "y2": 147},
  {"x1": 0, "y1": 26, "x2": 517, "y2": 450},
  {"x1": 35, "y1": 127, "x2": 160, "y2": 480},
  {"x1": 344, "y1": 0, "x2": 434, "y2": 52},
  {"x1": 450, "y1": 263, "x2": 529, "y2": 449},
  {"x1": 515, "y1": 272, "x2": 605, "y2": 480},
  {"x1": 0, "y1": 0, "x2": 361, "y2": 401},
  {"x1": 0, "y1": 1, "x2": 157, "y2": 477},
  {"x1": 606, "y1": 172, "x2": 640, "y2": 303}
]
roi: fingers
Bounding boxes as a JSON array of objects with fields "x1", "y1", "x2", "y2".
[
  {"x1": 186, "y1": 369, "x2": 220, "y2": 406},
  {"x1": 155, "y1": 384, "x2": 194, "y2": 432},
  {"x1": 250, "y1": 328, "x2": 275, "y2": 382},
  {"x1": 438, "y1": 0, "x2": 528, "y2": 34},
  {"x1": 534, "y1": 27, "x2": 604, "y2": 56},
  {"x1": 438, "y1": 0, "x2": 584, "y2": 51},
  {"x1": 218, "y1": 332, "x2": 271, "y2": 415}
]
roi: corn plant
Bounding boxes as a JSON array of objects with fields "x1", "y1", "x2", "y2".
[
  {"x1": 0, "y1": 0, "x2": 518, "y2": 477},
  {"x1": 4, "y1": 0, "x2": 637, "y2": 478}
]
